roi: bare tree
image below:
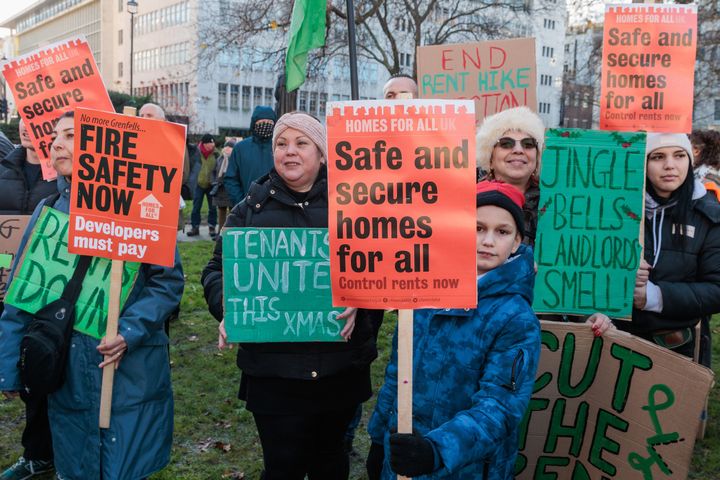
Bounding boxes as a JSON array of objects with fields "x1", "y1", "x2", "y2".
[{"x1": 195, "y1": 0, "x2": 553, "y2": 82}]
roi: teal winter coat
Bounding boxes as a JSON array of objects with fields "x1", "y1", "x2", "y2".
[
  {"x1": 368, "y1": 244, "x2": 540, "y2": 480},
  {"x1": 0, "y1": 177, "x2": 184, "y2": 480},
  {"x1": 224, "y1": 106, "x2": 277, "y2": 205}
]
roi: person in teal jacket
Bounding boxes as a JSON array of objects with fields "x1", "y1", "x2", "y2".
[
  {"x1": 223, "y1": 105, "x2": 277, "y2": 205},
  {"x1": 0, "y1": 111, "x2": 184, "y2": 480},
  {"x1": 367, "y1": 181, "x2": 541, "y2": 480}
]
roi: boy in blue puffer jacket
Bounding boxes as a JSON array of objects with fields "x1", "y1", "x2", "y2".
[{"x1": 367, "y1": 181, "x2": 541, "y2": 480}]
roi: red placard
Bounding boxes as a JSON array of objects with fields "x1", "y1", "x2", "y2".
[
  {"x1": 327, "y1": 100, "x2": 477, "y2": 309},
  {"x1": 69, "y1": 108, "x2": 185, "y2": 267},
  {"x1": 600, "y1": 4, "x2": 697, "y2": 133},
  {"x1": 2, "y1": 36, "x2": 114, "y2": 180}
]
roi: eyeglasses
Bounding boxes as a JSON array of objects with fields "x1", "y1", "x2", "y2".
[{"x1": 495, "y1": 137, "x2": 538, "y2": 150}]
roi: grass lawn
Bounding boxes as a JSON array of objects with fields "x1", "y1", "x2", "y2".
[{"x1": 0, "y1": 238, "x2": 718, "y2": 479}]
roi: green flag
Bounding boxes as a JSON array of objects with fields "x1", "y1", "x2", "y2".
[{"x1": 285, "y1": 0, "x2": 326, "y2": 92}]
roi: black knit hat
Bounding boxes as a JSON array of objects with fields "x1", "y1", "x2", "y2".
[
  {"x1": 201, "y1": 134, "x2": 214, "y2": 144},
  {"x1": 476, "y1": 181, "x2": 525, "y2": 238}
]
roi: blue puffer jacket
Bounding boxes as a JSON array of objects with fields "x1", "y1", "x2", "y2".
[
  {"x1": 368, "y1": 244, "x2": 540, "y2": 480},
  {"x1": 224, "y1": 105, "x2": 277, "y2": 205},
  {"x1": 0, "y1": 177, "x2": 184, "y2": 480}
]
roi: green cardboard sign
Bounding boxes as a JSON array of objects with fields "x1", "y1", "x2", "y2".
[
  {"x1": 533, "y1": 129, "x2": 646, "y2": 318},
  {"x1": 5, "y1": 207, "x2": 141, "y2": 339},
  {"x1": 222, "y1": 228, "x2": 345, "y2": 342}
]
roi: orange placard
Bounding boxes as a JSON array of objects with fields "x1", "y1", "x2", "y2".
[
  {"x1": 68, "y1": 108, "x2": 186, "y2": 267},
  {"x1": 2, "y1": 36, "x2": 114, "y2": 180},
  {"x1": 600, "y1": 4, "x2": 697, "y2": 133},
  {"x1": 327, "y1": 100, "x2": 477, "y2": 309},
  {"x1": 416, "y1": 38, "x2": 537, "y2": 125}
]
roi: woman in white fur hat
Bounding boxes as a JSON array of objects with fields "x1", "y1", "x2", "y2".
[{"x1": 476, "y1": 106, "x2": 546, "y2": 246}]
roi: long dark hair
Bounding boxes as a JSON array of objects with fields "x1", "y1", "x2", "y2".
[{"x1": 690, "y1": 129, "x2": 720, "y2": 169}]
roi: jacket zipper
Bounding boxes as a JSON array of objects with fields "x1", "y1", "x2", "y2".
[{"x1": 502, "y1": 349, "x2": 524, "y2": 392}]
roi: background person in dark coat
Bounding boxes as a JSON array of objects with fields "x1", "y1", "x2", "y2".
[
  {"x1": 223, "y1": 106, "x2": 277, "y2": 206},
  {"x1": 0, "y1": 121, "x2": 57, "y2": 480},
  {"x1": 201, "y1": 112, "x2": 380, "y2": 480},
  {"x1": 188, "y1": 134, "x2": 218, "y2": 238}
]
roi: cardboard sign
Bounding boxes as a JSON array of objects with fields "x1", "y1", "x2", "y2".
[
  {"x1": 1, "y1": 36, "x2": 114, "y2": 180},
  {"x1": 5, "y1": 207, "x2": 140, "y2": 339},
  {"x1": 416, "y1": 38, "x2": 537, "y2": 124},
  {"x1": 517, "y1": 321, "x2": 714, "y2": 480},
  {"x1": 222, "y1": 227, "x2": 346, "y2": 342},
  {"x1": 533, "y1": 129, "x2": 645, "y2": 319},
  {"x1": 326, "y1": 100, "x2": 477, "y2": 309},
  {"x1": 0, "y1": 215, "x2": 30, "y2": 301},
  {"x1": 69, "y1": 108, "x2": 185, "y2": 267},
  {"x1": 600, "y1": 4, "x2": 697, "y2": 133}
]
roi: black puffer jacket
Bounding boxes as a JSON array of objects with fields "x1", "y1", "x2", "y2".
[
  {"x1": 621, "y1": 185, "x2": 720, "y2": 338},
  {"x1": 0, "y1": 147, "x2": 57, "y2": 214},
  {"x1": 201, "y1": 165, "x2": 380, "y2": 381}
]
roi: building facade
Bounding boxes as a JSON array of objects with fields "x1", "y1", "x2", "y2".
[{"x1": 2, "y1": 0, "x2": 567, "y2": 134}]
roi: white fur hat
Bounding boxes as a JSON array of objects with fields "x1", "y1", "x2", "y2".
[
  {"x1": 475, "y1": 106, "x2": 546, "y2": 172},
  {"x1": 645, "y1": 133, "x2": 694, "y2": 164}
]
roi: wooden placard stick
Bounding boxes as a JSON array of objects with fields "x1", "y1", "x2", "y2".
[
  {"x1": 99, "y1": 105, "x2": 136, "y2": 428},
  {"x1": 397, "y1": 308, "x2": 413, "y2": 480}
]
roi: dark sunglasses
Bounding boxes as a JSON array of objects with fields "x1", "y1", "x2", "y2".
[{"x1": 495, "y1": 137, "x2": 538, "y2": 150}]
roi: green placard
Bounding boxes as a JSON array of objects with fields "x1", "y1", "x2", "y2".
[
  {"x1": 5, "y1": 207, "x2": 141, "y2": 339},
  {"x1": 533, "y1": 129, "x2": 646, "y2": 318},
  {"x1": 0, "y1": 254, "x2": 12, "y2": 269},
  {"x1": 223, "y1": 228, "x2": 344, "y2": 342}
]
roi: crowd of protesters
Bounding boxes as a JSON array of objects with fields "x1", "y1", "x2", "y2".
[{"x1": 0, "y1": 71, "x2": 719, "y2": 480}]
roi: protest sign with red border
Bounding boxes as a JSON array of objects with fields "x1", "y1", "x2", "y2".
[
  {"x1": 416, "y1": 38, "x2": 537, "y2": 125},
  {"x1": 68, "y1": 107, "x2": 185, "y2": 267},
  {"x1": 327, "y1": 100, "x2": 477, "y2": 309},
  {"x1": 600, "y1": 4, "x2": 697, "y2": 133},
  {"x1": 2, "y1": 36, "x2": 114, "y2": 180}
]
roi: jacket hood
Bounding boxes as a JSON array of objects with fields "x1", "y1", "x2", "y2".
[
  {"x1": 2, "y1": 146, "x2": 24, "y2": 169},
  {"x1": 477, "y1": 243, "x2": 535, "y2": 305},
  {"x1": 250, "y1": 106, "x2": 277, "y2": 131}
]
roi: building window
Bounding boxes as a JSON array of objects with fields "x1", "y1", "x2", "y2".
[
  {"x1": 242, "y1": 86, "x2": 251, "y2": 110},
  {"x1": 119, "y1": 0, "x2": 123, "y2": 12},
  {"x1": 539, "y1": 102, "x2": 551, "y2": 114},
  {"x1": 399, "y1": 52, "x2": 412, "y2": 67},
  {"x1": 541, "y1": 46, "x2": 554, "y2": 58},
  {"x1": 265, "y1": 87, "x2": 274, "y2": 106},
  {"x1": 309, "y1": 92, "x2": 318, "y2": 114},
  {"x1": 118, "y1": 29, "x2": 123, "y2": 45},
  {"x1": 253, "y1": 87, "x2": 263, "y2": 108},
  {"x1": 118, "y1": 62, "x2": 123, "y2": 77},
  {"x1": 135, "y1": 1, "x2": 189, "y2": 35},
  {"x1": 230, "y1": 85, "x2": 239, "y2": 110},
  {"x1": 218, "y1": 83, "x2": 228, "y2": 110},
  {"x1": 715, "y1": 100, "x2": 720, "y2": 121},
  {"x1": 319, "y1": 93, "x2": 327, "y2": 116},
  {"x1": 540, "y1": 74, "x2": 552, "y2": 86},
  {"x1": 299, "y1": 91, "x2": 307, "y2": 111}
]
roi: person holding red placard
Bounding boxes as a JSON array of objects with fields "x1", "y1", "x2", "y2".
[
  {"x1": 202, "y1": 111, "x2": 382, "y2": 480},
  {"x1": 367, "y1": 182, "x2": 540, "y2": 480},
  {"x1": 0, "y1": 121, "x2": 57, "y2": 480},
  {"x1": 0, "y1": 111, "x2": 184, "y2": 480}
]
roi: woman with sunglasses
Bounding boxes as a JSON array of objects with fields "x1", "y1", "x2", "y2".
[
  {"x1": 476, "y1": 107, "x2": 615, "y2": 336},
  {"x1": 476, "y1": 106, "x2": 545, "y2": 247}
]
